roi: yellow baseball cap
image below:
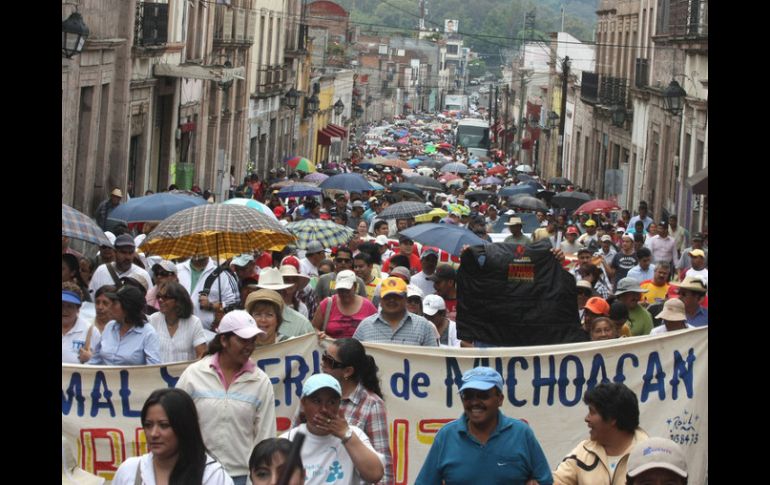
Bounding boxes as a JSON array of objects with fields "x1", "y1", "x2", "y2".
[{"x1": 380, "y1": 276, "x2": 408, "y2": 298}]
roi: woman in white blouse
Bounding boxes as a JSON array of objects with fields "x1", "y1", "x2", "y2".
[{"x1": 149, "y1": 281, "x2": 207, "y2": 363}]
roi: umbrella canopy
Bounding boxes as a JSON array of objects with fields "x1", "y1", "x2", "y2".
[
  {"x1": 499, "y1": 185, "x2": 537, "y2": 197},
  {"x1": 62, "y1": 203, "x2": 113, "y2": 247},
  {"x1": 486, "y1": 165, "x2": 508, "y2": 176},
  {"x1": 515, "y1": 164, "x2": 534, "y2": 173},
  {"x1": 286, "y1": 219, "x2": 354, "y2": 250},
  {"x1": 108, "y1": 192, "x2": 208, "y2": 223},
  {"x1": 415, "y1": 207, "x2": 448, "y2": 223},
  {"x1": 270, "y1": 179, "x2": 301, "y2": 188},
  {"x1": 222, "y1": 198, "x2": 278, "y2": 220},
  {"x1": 438, "y1": 173, "x2": 462, "y2": 183},
  {"x1": 302, "y1": 172, "x2": 329, "y2": 183},
  {"x1": 441, "y1": 162, "x2": 470, "y2": 174},
  {"x1": 389, "y1": 183, "x2": 425, "y2": 197},
  {"x1": 508, "y1": 195, "x2": 548, "y2": 212},
  {"x1": 406, "y1": 175, "x2": 442, "y2": 191},
  {"x1": 378, "y1": 201, "x2": 432, "y2": 220},
  {"x1": 277, "y1": 184, "x2": 323, "y2": 198},
  {"x1": 535, "y1": 190, "x2": 556, "y2": 202},
  {"x1": 444, "y1": 178, "x2": 465, "y2": 188},
  {"x1": 392, "y1": 190, "x2": 424, "y2": 202},
  {"x1": 524, "y1": 180, "x2": 546, "y2": 191},
  {"x1": 377, "y1": 158, "x2": 410, "y2": 169},
  {"x1": 552, "y1": 191, "x2": 592, "y2": 210},
  {"x1": 319, "y1": 173, "x2": 374, "y2": 193},
  {"x1": 479, "y1": 176, "x2": 503, "y2": 186},
  {"x1": 447, "y1": 203, "x2": 470, "y2": 216},
  {"x1": 285, "y1": 156, "x2": 317, "y2": 173},
  {"x1": 141, "y1": 203, "x2": 296, "y2": 259},
  {"x1": 573, "y1": 199, "x2": 622, "y2": 215},
  {"x1": 407, "y1": 158, "x2": 422, "y2": 167},
  {"x1": 416, "y1": 158, "x2": 444, "y2": 169},
  {"x1": 423, "y1": 144, "x2": 437, "y2": 154},
  {"x1": 400, "y1": 223, "x2": 488, "y2": 256},
  {"x1": 516, "y1": 173, "x2": 535, "y2": 182},
  {"x1": 416, "y1": 167, "x2": 435, "y2": 177},
  {"x1": 368, "y1": 181, "x2": 386, "y2": 191},
  {"x1": 322, "y1": 169, "x2": 341, "y2": 176},
  {"x1": 464, "y1": 190, "x2": 493, "y2": 201},
  {"x1": 548, "y1": 177, "x2": 573, "y2": 186}
]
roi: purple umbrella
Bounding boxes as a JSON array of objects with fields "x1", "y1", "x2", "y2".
[
  {"x1": 302, "y1": 172, "x2": 329, "y2": 183},
  {"x1": 480, "y1": 176, "x2": 503, "y2": 186}
]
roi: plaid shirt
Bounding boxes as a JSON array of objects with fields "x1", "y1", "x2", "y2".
[{"x1": 342, "y1": 383, "x2": 393, "y2": 485}]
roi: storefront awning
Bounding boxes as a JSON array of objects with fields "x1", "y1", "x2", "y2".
[
  {"x1": 154, "y1": 63, "x2": 245, "y2": 83},
  {"x1": 317, "y1": 127, "x2": 342, "y2": 146},
  {"x1": 686, "y1": 166, "x2": 708, "y2": 195},
  {"x1": 326, "y1": 123, "x2": 347, "y2": 137}
]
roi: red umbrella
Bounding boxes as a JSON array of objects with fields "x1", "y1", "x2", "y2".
[
  {"x1": 437, "y1": 142, "x2": 453, "y2": 148},
  {"x1": 438, "y1": 173, "x2": 462, "y2": 183},
  {"x1": 486, "y1": 165, "x2": 508, "y2": 176},
  {"x1": 573, "y1": 199, "x2": 622, "y2": 215}
]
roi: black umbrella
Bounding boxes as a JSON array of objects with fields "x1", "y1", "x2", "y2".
[
  {"x1": 391, "y1": 190, "x2": 424, "y2": 202},
  {"x1": 407, "y1": 175, "x2": 443, "y2": 191},
  {"x1": 465, "y1": 190, "x2": 494, "y2": 201},
  {"x1": 548, "y1": 177, "x2": 572, "y2": 186},
  {"x1": 508, "y1": 195, "x2": 548, "y2": 212},
  {"x1": 389, "y1": 183, "x2": 425, "y2": 197},
  {"x1": 535, "y1": 190, "x2": 556, "y2": 202},
  {"x1": 552, "y1": 191, "x2": 592, "y2": 210}
]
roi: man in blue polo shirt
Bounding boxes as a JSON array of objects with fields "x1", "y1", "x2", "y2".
[{"x1": 415, "y1": 367, "x2": 553, "y2": 485}]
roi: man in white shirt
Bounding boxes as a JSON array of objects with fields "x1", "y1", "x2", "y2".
[
  {"x1": 299, "y1": 240, "x2": 326, "y2": 278},
  {"x1": 645, "y1": 220, "x2": 677, "y2": 268},
  {"x1": 666, "y1": 214, "x2": 688, "y2": 260},
  {"x1": 595, "y1": 234, "x2": 617, "y2": 266},
  {"x1": 422, "y1": 294, "x2": 461, "y2": 347},
  {"x1": 88, "y1": 234, "x2": 152, "y2": 298},
  {"x1": 684, "y1": 249, "x2": 708, "y2": 286},
  {"x1": 628, "y1": 201, "x2": 654, "y2": 231},
  {"x1": 410, "y1": 248, "x2": 439, "y2": 297},
  {"x1": 649, "y1": 298, "x2": 695, "y2": 335},
  {"x1": 176, "y1": 256, "x2": 239, "y2": 330}
]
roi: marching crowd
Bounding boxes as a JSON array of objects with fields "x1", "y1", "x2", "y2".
[{"x1": 63, "y1": 114, "x2": 706, "y2": 485}]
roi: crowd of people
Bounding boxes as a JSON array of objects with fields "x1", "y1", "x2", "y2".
[{"x1": 63, "y1": 113, "x2": 706, "y2": 484}]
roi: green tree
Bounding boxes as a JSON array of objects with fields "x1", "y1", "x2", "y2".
[{"x1": 467, "y1": 59, "x2": 487, "y2": 79}]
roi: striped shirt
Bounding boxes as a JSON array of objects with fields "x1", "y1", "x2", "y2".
[
  {"x1": 353, "y1": 311, "x2": 439, "y2": 346},
  {"x1": 148, "y1": 312, "x2": 207, "y2": 363},
  {"x1": 342, "y1": 383, "x2": 393, "y2": 485}
]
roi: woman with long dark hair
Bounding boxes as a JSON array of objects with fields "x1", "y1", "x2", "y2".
[
  {"x1": 248, "y1": 438, "x2": 304, "y2": 485},
  {"x1": 322, "y1": 338, "x2": 393, "y2": 484},
  {"x1": 87, "y1": 285, "x2": 160, "y2": 365},
  {"x1": 62, "y1": 254, "x2": 91, "y2": 302},
  {"x1": 112, "y1": 388, "x2": 233, "y2": 485}
]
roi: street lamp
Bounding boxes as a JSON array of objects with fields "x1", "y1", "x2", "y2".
[
  {"x1": 611, "y1": 105, "x2": 627, "y2": 127},
  {"x1": 333, "y1": 99, "x2": 345, "y2": 116},
  {"x1": 662, "y1": 79, "x2": 687, "y2": 116},
  {"x1": 285, "y1": 88, "x2": 300, "y2": 110},
  {"x1": 62, "y1": 11, "x2": 89, "y2": 58},
  {"x1": 304, "y1": 94, "x2": 320, "y2": 118}
]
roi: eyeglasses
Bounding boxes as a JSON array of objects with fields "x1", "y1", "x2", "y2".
[
  {"x1": 157, "y1": 294, "x2": 176, "y2": 301},
  {"x1": 460, "y1": 389, "x2": 495, "y2": 401},
  {"x1": 321, "y1": 351, "x2": 347, "y2": 369}
]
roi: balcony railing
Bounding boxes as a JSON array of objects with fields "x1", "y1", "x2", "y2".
[
  {"x1": 135, "y1": 2, "x2": 168, "y2": 46},
  {"x1": 599, "y1": 76, "x2": 628, "y2": 106},
  {"x1": 658, "y1": 0, "x2": 707, "y2": 38}
]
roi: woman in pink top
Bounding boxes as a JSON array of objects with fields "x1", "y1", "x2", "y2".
[{"x1": 311, "y1": 270, "x2": 377, "y2": 338}]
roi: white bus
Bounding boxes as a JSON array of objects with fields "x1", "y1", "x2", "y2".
[{"x1": 455, "y1": 118, "x2": 490, "y2": 159}]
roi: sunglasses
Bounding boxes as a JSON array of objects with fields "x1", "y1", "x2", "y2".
[
  {"x1": 460, "y1": 389, "x2": 496, "y2": 401},
  {"x1": 321, "y1": 351, "x2": 347, "y2": 369}
]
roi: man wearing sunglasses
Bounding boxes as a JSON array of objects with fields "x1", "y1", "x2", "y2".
[
  {"x1": 416, "y1": 367, "x2": 553, "y2": 484},
  {"x1": 313, "y1": 246, "x2": 368, "y2": 301}
]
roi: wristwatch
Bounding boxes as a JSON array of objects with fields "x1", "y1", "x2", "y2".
[{"x1": 341, "y1": 428, "x2": 354, "y2": 444}]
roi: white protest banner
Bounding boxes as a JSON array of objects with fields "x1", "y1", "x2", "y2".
[{"x1": 63, "y1": 328, "x2": 707, "y2": 484}]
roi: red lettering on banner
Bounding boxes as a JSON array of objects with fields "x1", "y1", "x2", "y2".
[
  {"x1": 134, "y1": 428, "x2": 147, "y2": 456},
  {"x1": 80, "y1": 428, "x2": 126, "y2": 480},
  {"x1": 277, "y1": 416, "x2": 292, "y2": 432},
  {"x1": 391, "y1": 419, "x2": 409, "y2": 485}
]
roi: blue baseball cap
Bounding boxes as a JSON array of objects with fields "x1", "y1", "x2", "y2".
[
  {"x1": 301, "y1": 373, "x2": 342, "y2": 398},
  {"x1": 62, "y1": 290, "x2": 81, "y2": 306},
  {"x1": 459, "y1": 366, "x2": 503, "y2": 392}
]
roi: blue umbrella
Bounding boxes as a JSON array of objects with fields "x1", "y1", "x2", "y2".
[
  {"x1": 108, "y1": 192, "x2": 208, "y2": 223},
  {"x1": 407, "y1": 159, "x2": 421, "y2": 167},
  {"x1": 369, "y1": 181, "x2": 385, "y2": 190},
  {"x1": 525, "y1": 180, "x2": 546, "y2": 191},
  {"x1": 499, "y1": 185, "x2": 537, "y2": 197},
  {"x1": 358, "y1": 162, "x2": 376, "y2": 170},
  {"x1": 401, "y1": 223, "x2": 489, "y2": 256},
  {"x1": 319, "y1": 173, "x2": 374, "y2": 193},
  {"x1": 277, "y1": 184, "x2": 323, "y2": 198},
  {"x1": 440, "y1": 162, "x2": 470, "y2": 174}
]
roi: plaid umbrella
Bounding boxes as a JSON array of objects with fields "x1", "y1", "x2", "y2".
[
  {"x1": 222, "y1": 198, "x2": 278, "y2": 220},
  {"x1": 141, "y1": 203, "x2": 295, "y2": 259},
  {"x1": 108, "y1": 192, "x2": 208, "y2": 223},
  {"x1": 286, "y1": 156, "x2": 317, "y2": 173},
  {"x1": 378, "y1": 201, "x2": 431, "y2": 220},
  {"x1": 286, "y1": 219, "x2": 354, "y2": 250},
  {"x1": 62, "y1": 203, "x2": 112, "y2": 247}
]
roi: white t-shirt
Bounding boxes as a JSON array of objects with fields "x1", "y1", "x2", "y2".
[
  {"x1": 62, "y1": 317, "x2": 101, "y2": 364},
  {"x1": 410, "y1": 271, "x2": 437, "y2": 297},
  {"x1": 439, "y1": 319, "x2": 461, "y2": 348},
  {"x1": 650, "y1": 323, "x2": 695, "y2": 335},
  {"x1": 684, "y1": 267, "x2": 708, "y2": 287},
  {"x1": 281, "y1": 424, "x2": 384, "y2": 485}
]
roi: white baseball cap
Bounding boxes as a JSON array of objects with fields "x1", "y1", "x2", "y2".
[
  {"x1": 217, "y1": 310, "x2": 264, "y2": 339},
  {"x1": 422, "y1": 294, "x2": 446, "y2": 316},
  {"x1": 335, "y1": 270, "x2": 357, "y2": 290}
]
